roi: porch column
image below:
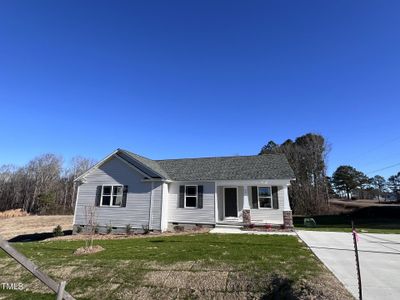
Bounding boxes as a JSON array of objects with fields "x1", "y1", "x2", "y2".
[
  {"x1": 282, "y1": 185, "x2": 293, "y2": 228},
  {"x1": 283, "y1": 185, "x2": 291, "y2": 211},
  {"x1": 242, "y1": 186, "x2": 251, "y2": 224},
  {"x1": 214, "y1": 183, "x2": 219, "y2": 224}
]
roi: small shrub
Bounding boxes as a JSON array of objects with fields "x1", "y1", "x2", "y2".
[
  {"x1": 142, "y1": 224, "x2": 150, "y2": 235},
  {"x1": 248, "y1": 223, "x2": 255, "y2": 229},
  {"x1": 94, "y1": 224, "x2": 99, "y2": 234},
  {"x1": 125, "y1": 224, "x2": 132, "y2": 235},
  {"x1": 173, "y1": 225, "x2": 184, "y2": 232},
  {"x1": 106, "y1": 222, "x2": 113, "y2": 234},
  {"x1": 76, "y1": 226, "x2": 83, "y2": 234},
  {"x1": 304, "y1": 218, "x2": 317, "y2": 228},
  {"x1": 53, "y1": 225, "x2": 64, "y2": 237},
  {"x1": 265, "y1": 224, "x2": 272, "y2": 230}
]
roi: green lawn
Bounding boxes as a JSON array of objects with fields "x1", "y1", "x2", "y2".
[{"x1": 0, "y1": 233, "x2": 352, "y2": 299}]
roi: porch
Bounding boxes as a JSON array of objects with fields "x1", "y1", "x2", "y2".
[{"x1": 214, "y1": 180, "x2": 292, "y2": 226}]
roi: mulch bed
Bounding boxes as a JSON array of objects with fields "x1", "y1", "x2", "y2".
[
  {"x1": 47, "y1": 228, "x2": 211, "y2": 242},
  {"x1": 241, "y1": 226, "x2": 294, "y2": 232}
]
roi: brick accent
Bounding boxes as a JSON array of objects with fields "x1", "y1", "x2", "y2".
[
  {"x1": 242, "y1": 209, "x2": 251, "y2": 224},
  {"x1": 283, "y1": 211, "x2": 293, "y2": 228}
]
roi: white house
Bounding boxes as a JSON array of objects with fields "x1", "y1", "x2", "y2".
[{"x1": 73, "y1": 149, "x2": 295, "y2": 232}]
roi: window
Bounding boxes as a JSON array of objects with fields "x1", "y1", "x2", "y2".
[
  {"x1": 258, "y1": 187, "x2": 272, "y2": 208},
  {"x1": 185, "y1": 185, "x2": 197, "y2": 208},
  {"x1": 101, "y1": 185, "x2": 123, "y2": 207}
]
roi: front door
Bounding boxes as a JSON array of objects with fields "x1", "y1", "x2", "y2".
[{"x1": 224, "y1": 188, "x2": 238, "y2": 217}]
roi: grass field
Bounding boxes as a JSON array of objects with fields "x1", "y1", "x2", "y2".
[
  {"x1": 0, "y1": 233, "x2": 352, "y2": 299},
  {"x1": 294, "y1": 205, "x2": 400, "y2": 234}
]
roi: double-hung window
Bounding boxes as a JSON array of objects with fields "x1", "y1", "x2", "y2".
[
  {"x1": 258, "y1": 187, "x2": 272, "y2": 208},
  {"x1": 185, "y1": 185, "x2": 198, "y2": 208},
  {"x1": 101, "y1": 185, "x2": 123, "y2": 207}
]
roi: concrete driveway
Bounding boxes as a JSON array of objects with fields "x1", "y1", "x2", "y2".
[{"x1": 297, "y1": 231, "x2": 400, "y2": 300}]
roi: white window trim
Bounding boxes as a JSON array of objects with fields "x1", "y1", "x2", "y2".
[
  {"x1": 184, "y1": 185, "x2": 198, "y2": 209},
  {"x1": 100, "y1": 184, "x2": 124, "y2": 207},
  {"x1": 257, "y1": 186, "x2": 273, "y2": 209}
]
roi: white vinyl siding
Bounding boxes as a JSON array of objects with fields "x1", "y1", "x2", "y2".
[
  {"x1": 150, "y1": 182, "x2": 162, "y2": 230},
  {"x1": 168, "y1": 182, "x2": 215, "y2": 224},
  {"x1": 74, "y1": 156, "x2": 162, "y2": 230},
  {"x1": 249, "y1": 186, "x2": 284, "y2": 224}
]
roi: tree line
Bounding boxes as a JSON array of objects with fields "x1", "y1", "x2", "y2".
[
  {"x1": 2, "y1": 137, "x2": 397, "y2": 216},
  {"x1": 260, "y1": 133, "x2": 400, "y2": 215},
  {"x1": 330, "y1": 165, "x2": 400, "y2": 201},
  {"x1": 0, "y1": 154, "x2": 95, "y2": 214}
]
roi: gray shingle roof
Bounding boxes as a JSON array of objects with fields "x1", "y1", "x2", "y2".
[
  {"x1": 120, "y1": 149, "x2": 294, "y2": 181},
  {"x1": 119, "y1": 149, "x2": 170, "y2": 179},
  {"x1": 156, "y1": 155, "x2": 294, "y2": 181}
]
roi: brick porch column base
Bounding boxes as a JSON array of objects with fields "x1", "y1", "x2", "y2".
[
  {"x1": 242, "y1": 209, "x2": 251, "y2": 224},
  {"x1": 283, "y1": 211, "x2": 293, "y2": 228}
]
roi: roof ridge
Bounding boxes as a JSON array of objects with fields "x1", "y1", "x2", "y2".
[
  {"x1": 118, "y1": 148, "x2": 156, "y2": 161},
  {"x1": 119, "y1": 148, "x2": 284, "y2": 162},
  {"x1": 155, "y1": 153, "x2": 284, "y2": 162}
]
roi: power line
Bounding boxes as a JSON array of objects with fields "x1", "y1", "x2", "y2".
[
  {"x1": 345, "y1": 136, "x2": 400, "y2": 161},
  {"x1": 366, "y1": 162, "x2": 400, "y2": 175}
]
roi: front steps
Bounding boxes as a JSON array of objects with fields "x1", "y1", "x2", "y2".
[{"x1": 215, "y1": 223, "x2": 244, "y2": 229}]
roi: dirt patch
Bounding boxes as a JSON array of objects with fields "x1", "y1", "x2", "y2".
[
  {"x1": 115, "y1": 286, "x2": 180, "y2": 300},
  {"x1": 73, "y1": 245, "x2": 105, "y2": 255},
  {"x1": 191, "y1": 261, "x2": 235, "y2": 271},
  {"x1": 294, "y1": 272, "x2": 354, "y2": 300},
  {"x1": 143, "y1": 261, "x2": 195, "y2": 271},
  {"x1": 141, "y1": 269, "x2": 353, "y2": 299},
  {"x1": 0, "y1": 215, "x2": 73, "y2": 240},
  {"x1": 47, "y1": 266, "x2": 78, "y2": 279},
  {"x1": 145, "y1": 270, "x2": 229, "y2": 291}
]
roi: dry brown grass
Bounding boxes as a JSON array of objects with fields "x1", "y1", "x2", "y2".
[
  {"x1": 73, "y1": 245, "x2": 105, "y2": 255},
  {"x1": 330, "y1": 198, "x2": 400, "y2": 209},
  {"x1": 0, "y1": 209, "x2": 29, "y2": 219},
  {"x1": 0, "y1": 215, "x2": 73, "y2": 240},
  {"x1": 0, "y1": 259, "x2": 351, "y2": 300}
]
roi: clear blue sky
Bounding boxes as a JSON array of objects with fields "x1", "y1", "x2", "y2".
[{"x1": 0, "y1": 1, "x2": 399, "y2": 178}]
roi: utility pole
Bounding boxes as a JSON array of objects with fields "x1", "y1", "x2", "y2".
[{"x1": 352, "y1": 220, "x2": 362, "y2": 300}]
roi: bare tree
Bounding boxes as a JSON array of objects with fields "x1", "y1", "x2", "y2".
[
  {"x1": 84, "y1": 205, "x2": 97, "y2": 249},
  {"x1": 67, "y1": 156, "x2": 96, "y2": 211},
  {"x1": 0, "y1": 153, "x2": 95, "y2": 214},
  {"x1": 260, "y1": 133, "x2": 330, "y2": 215}
]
